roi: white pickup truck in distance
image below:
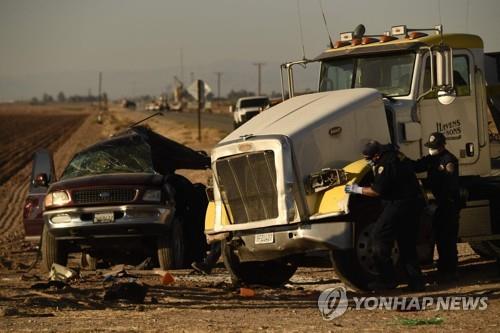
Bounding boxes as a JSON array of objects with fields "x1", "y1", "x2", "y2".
[{"x1": 232, "y1": 96, "x2": 270, "y2": 128}]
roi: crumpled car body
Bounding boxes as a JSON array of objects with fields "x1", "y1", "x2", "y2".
[{"x1": 31, "y1": 126, "x2": 209, "y2": 271}]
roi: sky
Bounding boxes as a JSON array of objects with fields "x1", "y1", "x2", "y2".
[{"x1": 0, "y1": 0, "x2": 499, "y2": 100}]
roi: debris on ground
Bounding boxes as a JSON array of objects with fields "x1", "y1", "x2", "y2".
[
  {"x1": 399, "y1": 316, "x2": 444, "y2": 326},
  {"x1": 49, "y1": 264, "x2": 78, "y2": 282},
  {"x1": 134, "y1": 257, "x2": 153, "y2": 270},
  {"x1": 31, "y1": 280, "x2": 67, "y2": 290},
  {"x1": 103, "y1": 264, "x2": 136, "y2": 282},
  {"x1": 239, "y1": 287, "x2": 256, "y2": 297},
  {"x1": 154, "y1": 269, "x2": 175, "y2": 285},
  {"x1": 21, "y1": 273, "x2": 42, "y2": 281},
  {"x1": 0, "y1": 256, "x2": 13, "y2": 270},
  {"x1": 0, "y1": 306, "x2": 18, "y2": 317},
  {"x1": 103, "y1": 282, "x2": 149, "y2": 304}
]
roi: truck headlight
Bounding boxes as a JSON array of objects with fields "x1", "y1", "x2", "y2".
[
  {"x1": 44, "y1": 191, "x2": 71, "y2": 208},
  {"x1": 306, "y1": 168, "x2": 348, "y2": 194},
  {"x1": 143, "y1": 189, "x2": 161, "y2": 202}
]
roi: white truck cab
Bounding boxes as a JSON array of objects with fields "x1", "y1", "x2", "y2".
[{"x1": 206, "y1": 24, "x2": 500, "y2": 290}]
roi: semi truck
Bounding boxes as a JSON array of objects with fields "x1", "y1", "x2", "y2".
[{"x1": 204, "y1": 24, "x2": 500, "y2": 290}]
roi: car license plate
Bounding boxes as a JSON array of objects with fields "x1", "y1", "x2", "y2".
[
  {"x1": 255, "y1": 232, "x2": 274, "y2": 244},
  {"x1": 93, "y1": 212, "x2": 114, "y2": 223}
]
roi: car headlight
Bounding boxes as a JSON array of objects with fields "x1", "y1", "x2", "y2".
[
  {"x1": 142, "y1": 189, "x2": 161, "y2": 202},
  {"x1": 44, "y1": 191, "x2": 71, "y2": 208}
]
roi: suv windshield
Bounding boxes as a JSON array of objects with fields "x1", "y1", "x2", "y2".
[
  {"x1": 240, "y1": 98, "x2": 270, "y2": 108},
  {"x1": 61, "y1": 137, "x2": 155, "y2": 179},
  {"x1": 319, "y1": 52, "x2": 416, "y2": 97}
]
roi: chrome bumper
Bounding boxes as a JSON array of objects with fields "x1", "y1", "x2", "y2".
[
  {"x1": 44, "y1": 204, "x2": 173, "y2": 237},
  {"x1": 231, "y1": 221, "x2": 353, "y2": 262}
]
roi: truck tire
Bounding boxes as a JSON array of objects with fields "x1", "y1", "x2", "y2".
[
  {"x1": 330, "y1": 194, "x2": 381, "y2": 291},
  {"x1": 330, "y1": 223, "x2": 383, "y2": 291},
  {"x1": 41, "y1": 224, "x2": 68, "y2": 272},
  {"x1": 157, "y1": 217, "x2": 184, "y2": 269},
  {"x1": 222, "y1": 240, "x2": 297, "y2": 286}
]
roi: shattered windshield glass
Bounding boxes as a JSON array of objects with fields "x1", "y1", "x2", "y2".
[
  {"x1": 319, "y1": 52, "x2": 416, "y2": 97},
  {"x1": 61, "y1": 136, "x2": 155, "y2": 179}
]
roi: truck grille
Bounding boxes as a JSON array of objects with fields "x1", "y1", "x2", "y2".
[
  {"x1": 72, "y1": 188, "x2": 137, "y2": 204},
  {"x1": 215, "y1": 150, "x2": 278, "y2": 223}
]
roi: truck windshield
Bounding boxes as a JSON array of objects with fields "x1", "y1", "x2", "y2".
[
  {"x1": 319, "y1": 52, "x2": 416, "y2": 97},
  {"x1": 240, "y1": 98, "x2": 270, "y2": 108},
  {"x1": 61, "y1": 138, "x2": 155, "y2": 179}
]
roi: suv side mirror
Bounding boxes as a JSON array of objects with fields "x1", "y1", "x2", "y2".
[
  {"x1": 435, "y1": 45, "x2": 456, "y2": 105},
  {"x1": 229, "y1": 105, "x2": 234, "y2": 112},
  {"x1": 33, "y1": 173, "x2": 49, "y2": 187}
]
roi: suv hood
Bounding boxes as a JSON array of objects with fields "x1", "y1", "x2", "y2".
[{"x1": 49, "y1": 173, "x2": 163, "y2": 192}]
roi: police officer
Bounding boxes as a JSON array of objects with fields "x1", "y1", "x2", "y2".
[
  {"x1": 345, "y1": 140, "x2": 425, "y2": 291},
  {"x1": 413, "y1": 132, "x2": 460, "y2": 282}
]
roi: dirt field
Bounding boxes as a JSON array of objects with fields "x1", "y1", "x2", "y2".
[{"x1": 1, "y1": 104, "x2": 500, "y2": 332}]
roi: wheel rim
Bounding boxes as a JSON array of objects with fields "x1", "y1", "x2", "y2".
[{"x1": 356, "y1": 224, "x2": 399, "y2": 276}]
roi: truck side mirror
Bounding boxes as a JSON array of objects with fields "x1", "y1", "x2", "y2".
[
  {"x1": 437, "y1": 86, "x2": 457, "y2": 105},
  {"x1": 33, "y1": 173, "x2": 49, "y2": 187},
  {"x1": 435, "y1": 46, "x2": 456, "y2": 105}
]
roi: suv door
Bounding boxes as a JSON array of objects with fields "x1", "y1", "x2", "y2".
[{"x1": 23, "y1": 149, "x2": 55, "y2": 241}]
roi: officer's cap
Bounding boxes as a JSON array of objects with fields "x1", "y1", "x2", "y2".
[
  {"x1": 362, "y1": 140, "x2": 382, "y2": 159},
  {"x1": 424, "y1": 132, "x2": 446, "y2": 149}
]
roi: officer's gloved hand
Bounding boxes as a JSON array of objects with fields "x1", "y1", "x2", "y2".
[{"x1": 345, "y1": 184, "x2": 363, "y2": 195}]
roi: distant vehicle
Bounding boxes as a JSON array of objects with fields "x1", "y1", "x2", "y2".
[
  {"x1": 30, "y1": 126, "x2": 209, "y2": 271},
  {"x1": 145, "y1": 96, "x2": 170, "y2": 112},
  {"x1": 232, "y1": 96, "x2": 270, "y2": 128},
  {"x1": 121, "y1": 99, "x2": 137, "y2": 110}
]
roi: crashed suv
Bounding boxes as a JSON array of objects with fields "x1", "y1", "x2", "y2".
[{"x1": 34, "y1": 126, "x2": 209, "y2": 271}]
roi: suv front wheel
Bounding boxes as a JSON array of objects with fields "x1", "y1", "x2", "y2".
[{"x1": 41, "y1": 224, "x2": 68, "y2": 272}]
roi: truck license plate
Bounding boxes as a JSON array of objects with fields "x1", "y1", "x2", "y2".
[
  {"x1": 93, "y1": 212, "x2": 114, "y2": 223},
  {"x1": 255, "y1": 232, "x2": 274, "y2": 244}
]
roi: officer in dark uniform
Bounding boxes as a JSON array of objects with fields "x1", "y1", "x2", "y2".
[
  {"x1": 412, "y1": 132, "x2": 460, "y2": 282},
  {"x1": 345, "y1": 140, "x2": 425, "y2": 291}
]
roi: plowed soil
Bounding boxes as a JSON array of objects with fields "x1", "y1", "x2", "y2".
[
  {"x1": 1, "y1": 103, "x2": 500, "y2": 332},
  {"x1": 0, "y1": 105, "x2": 89, "y2": 241}
]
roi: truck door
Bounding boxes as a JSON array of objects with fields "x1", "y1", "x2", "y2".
[{"x1": 418, "y1": 50, "x2": 479, "y2": 170}]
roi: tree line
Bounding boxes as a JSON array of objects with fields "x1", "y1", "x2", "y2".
[{"x1": 30, "y1": 91, "x2": 108, "y2": 104}]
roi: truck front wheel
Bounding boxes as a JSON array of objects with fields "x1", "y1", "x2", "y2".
[
  {"x1": 222, "y1": 240, "x2": 297, "y2": 286},
  {"x1": 331, "y1": 223, "x2": 398, "y2": 291}
]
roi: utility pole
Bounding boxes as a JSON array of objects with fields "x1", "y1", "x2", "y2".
[
  {"x1": 214, "y1": 72, "x2": 223, "y2": 98},
  {"x1": 180, "y1": 48, "x2": 184, "y2": 84},
  {"x1": 98, "y1": 72, "x2": 102, "y2": 111},
  {"x1": 253, "y1": 62, "x2": 265, "y2": 95}
]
